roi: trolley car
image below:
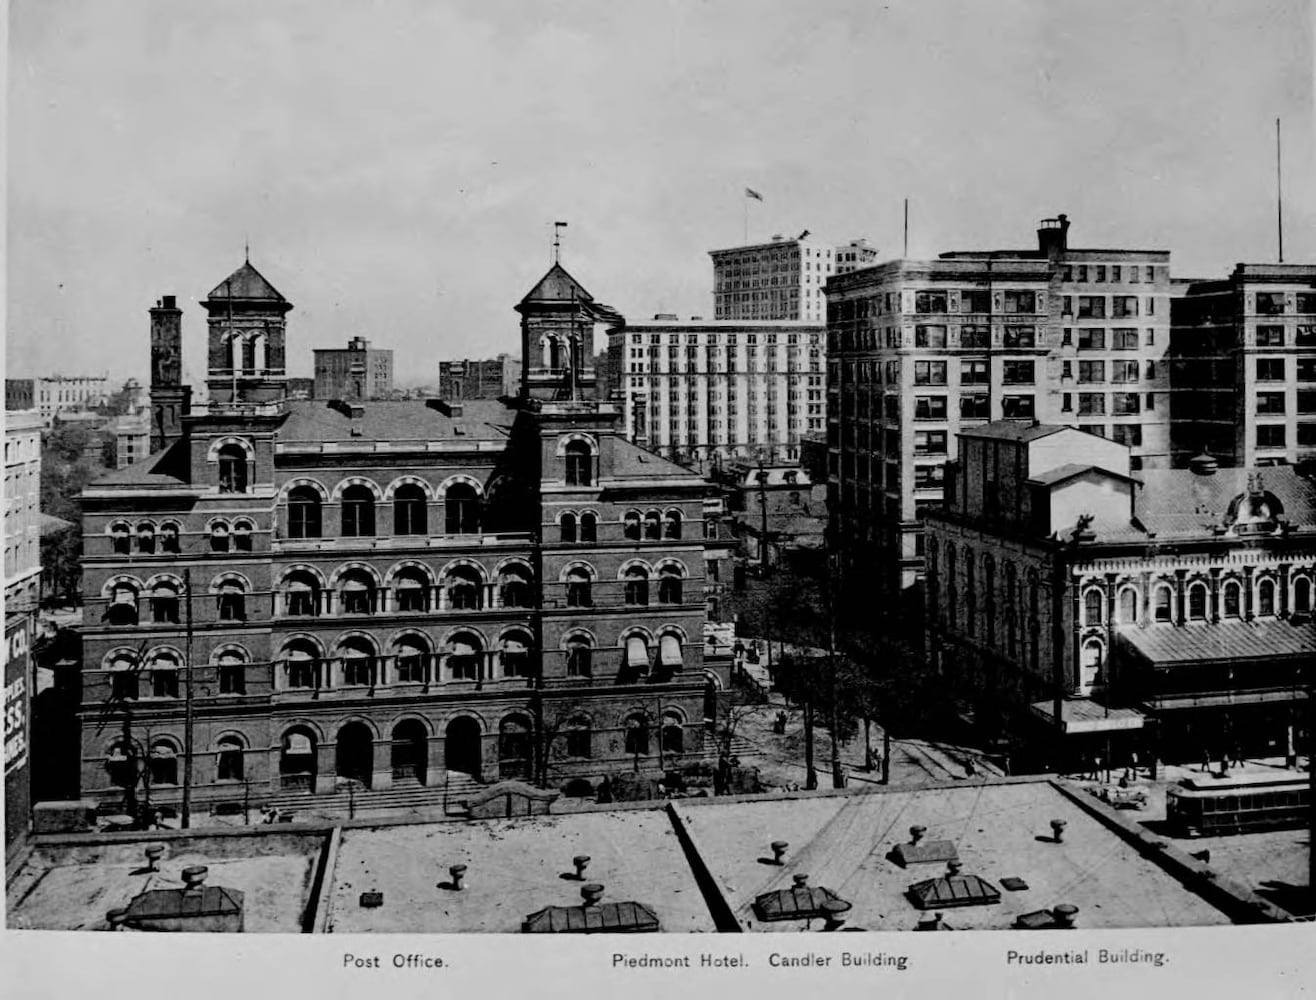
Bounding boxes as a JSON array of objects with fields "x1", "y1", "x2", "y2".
[{"x1": 1165, "y1": 771, "x2": 1310, "y2": 837}]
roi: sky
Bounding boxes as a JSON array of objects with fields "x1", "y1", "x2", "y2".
[{"x1": 7, "y1": 0, "x2": 1315, "y2": 387}]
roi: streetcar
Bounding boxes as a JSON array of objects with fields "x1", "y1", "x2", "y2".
[{"x1": 1165, "y1": 770, "x2": 1310, "y2": 837}]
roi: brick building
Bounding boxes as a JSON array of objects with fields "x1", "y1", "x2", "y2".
[
  {"x1": 1170, "y1": 264, "x2": 1316, "y2": 469},
  {"x1": 436, "y1": 354, "x2": 522, "y2": 401},
  {"x1": 75, "y1": 258, "x2": 715, "y2": 814},
  {"x1": 314, "y1": 337, "x2": 394, "y2": 401}
]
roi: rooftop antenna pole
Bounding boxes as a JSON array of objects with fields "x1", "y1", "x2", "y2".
[
  {"x1": 228, "y1": 279, "x2": 237, "y2": 408},
  {"x1": 1276, "y1": 117, "x2": 1284, "y2": 263},
  {"x1": 181, "y1": 569, "x2": 195, "y2": 829},
  {"x1": 553, "y1": 221, "x2": 567, "y2": 265},
  {"x1": 903, "y1": 198, "x2": 909, "y2": 257}
]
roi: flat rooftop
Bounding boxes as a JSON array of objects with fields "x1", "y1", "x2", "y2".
[
  {"x1": 680, "y1": 782, "x2": 1232, "y2": 932},
  {"x1": 8, "y1": 831, "x2": 323, "y2": 932},
  {"x1": 325, "y1": 809, "x2": 715, "y2": 933}
]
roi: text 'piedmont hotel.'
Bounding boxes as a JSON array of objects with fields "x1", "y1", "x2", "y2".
[
  {"x1": 826, "y1": 215, "x2": 1171, "y2": 596},
  {"x1": 75, "y1": 259, "x2": 715, "y2": 812}
]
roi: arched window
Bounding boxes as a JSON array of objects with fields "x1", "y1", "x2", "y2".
[
  {"x1": 1294, "y1": 577, "x2": 1313, "y2": 616},
  {"x1": 339, "y1": 570, "x2": 377, "y2": 614},
  {"x1": 136, "y1": 522, "x2": 156, "y2": 554},
  {"x1": 394, "y1": 568, "x2": 430, "y2": 612},
  {"x1": 216, "y1": 737, "x2": 244, "y2": 781},
  {"x1": 565, "y1": 636, "x2": 592, "y2": 678},
  {"x1": 285, "y1": 571, "x2": 320, "y2": 617},
  {"x1": 341, "y1": 484, "x2": 376, "y2": 537},
  {"x1": 565, "y1": 567, "x2": 593, "y2": 608},
  {"x1": 663, "y1": 510, "x2": 683, "y2": 539},
  {"x1": 560, "y1": 512, "x2": 578, "y2": 543},
  {"x1": 658, "y1": 565, "x2": 684, "y2": 604},
  {"x1": 625, "y1": 635, "x2": 650, "y2": 675},
  {"x1": 393, "y1": 635, "x2": 430, "y2": 684},
  {"x1": 623, "y1": 511, "x2": 641, "y2": 540},
  {"x1": 149, "y1": 740, "x2": 179, "y2": 786},
  {"x1": 150, "y1": 581, "x2": 180, "y2": 624},
  {"x1": 108, "y1": 652, "x2": 139, "y2": 701},
  {"x1": 232, "y1": 520, "x2": 253, "y2": 551},
  {"x1": 445, "y1": 566, "x2": 482, "y2": 610},
  {"x1": 499, "y1": 566, "x2": 533, "y2": 608},
  {"x1": 579, "y1": 511, "x2": 598, "y2": 543},
  {"x1": 624, "y1": 713, "x2": 651, "y2": 756},
  {"x1": 445, "y1": 483, "x2": 480, "y2": 534},
  {"x1": 1153, "y1": 585, "x2": 1173, "y2": 622},
  {"x1": 1080, "y1": 639, "x2": 1104, "y2": 691},
  {"x1": 217, "y1": 651, "x2": 246, "y2": 695},
  {"x1": 565, "y1": 441, "x2": 592, "y2": 486},
  {"x1": 288, "y1": 486, "x2": 323, "y2": 539},
  {"x1": 447, "y1": 633, "x2": 482, "y2": 681},
  {"x1": 501, "y1": 633, "x2": 532, "y2": 678},
  {"x1": 216, "y1": 579, "x2": 246, "y2": 621},
  {"x1": 624, "y1": 566, "x2": 649, "y2": 606},
  {"x1": 659, "y1": 634, "x2": 683, "y2": 673},
  {"x1": 339, "y1": 637, "x2": 376, "y2": 687},
  {"x1": 217, "y1": 444, "x2": 248, "y2": 493},
  {"x1": 1257, "y1": 577, "x2": 1276, "y2": 617},
  {"x1": 282, "y1": 641, "x2": 321, "y2": 689},
  {"x1": 661, "y1": 712, "x2": 684, "y2": 754},
  {"x1": 1118, "y1": 588, "x2": 1138, "y2": 624},
  {"x1": 565, "y1": 714, "x2": 592, "y2": 758},
  {"x1": 1083, "y1": 588, "x2": 1104, "y2": 626},
  {"x1": 394, "y1": 483, "x2": 427, "y2": 536},
  {"x1": 111, "y1": 522, "x2": 131, "y2": 555},
  {"x1": 160, "y1": 522, "x2": 180, "y2": 554},
  {"x1": 1222, "y1": 580, "x2": 1242, "y2": 618},
  {"x1": 643, "y1": 511, "x2": 661, "y2": 540},
  {"x1": 210, "y1": 522, "x2": 230, "y2": 553},
  {"x1": 149, "y1": 650, "x2": 180, "y2": 699},
  {"x1": 498, "y1": 715, "x2": 533, "y2": 779},
  {"x1": 1188, "y1": 583, "x2": 1208, "y2": 621}
]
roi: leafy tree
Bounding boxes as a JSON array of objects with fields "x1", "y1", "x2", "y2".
[{"x1": 41, "y1": 524, "x2": 83, "y2": 604}]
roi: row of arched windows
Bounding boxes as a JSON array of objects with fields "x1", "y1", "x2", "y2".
[
  {"x1": 287, "y1": 481, "x2": 481, "y2": 539},
  {"x1": 102, "y1": 573, "x2": 252, "y2": 626},
  {"x1": 1080, "y1": 572, "x2": 1314, "y2": 626},
  {"x1": 108, "y1": 519, "x2": 258, "y2": 555}
]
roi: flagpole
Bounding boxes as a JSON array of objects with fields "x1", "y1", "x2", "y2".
[{"x1": 743, "y1": 198, "x2": 748, "y2": 245}]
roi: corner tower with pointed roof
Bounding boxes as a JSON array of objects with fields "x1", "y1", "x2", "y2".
[
  {"x1": 515, "y1": 262, "x2": 620, "y2": 401},
  {"x1": 203, "y1": 259, "x2": 293, "y2": 405}
]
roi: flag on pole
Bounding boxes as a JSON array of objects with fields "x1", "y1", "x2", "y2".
[{"x1": 745, "y1": 187, "x2": 763, "y2": 201}]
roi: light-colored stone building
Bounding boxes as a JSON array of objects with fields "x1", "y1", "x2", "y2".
[{"x1": 4, "y1": 409, "x2": 43, "y2": 611}]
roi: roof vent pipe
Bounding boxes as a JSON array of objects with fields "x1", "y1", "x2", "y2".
[
  {"x1": 1052, "y1": 903, "x2": 1078, "y2": 928},
  {"x1": 792, "y1": 874, "x2": 809, "y2": 888},
  {"x1": 572, "y1": 855, "x2": 591, "y2": 880},
  {"x1": 770, "y1": 841, "x2": 789, "y2": 865},
  {"x1": 1050, "y1": 819, "x2": 1067, "y2": 844},
  {"x1": 448, "y1": 864, "x2": 467, "y2": 891},
  {"x1": 181, "y1": 865, "x2": 208, "y2": 893},
  {"x1": 909, "y1": 825, "x2": 927, "y2": 845},
  {"x1": 581, "y1": 883, "x2": 604, "y2": 907}
]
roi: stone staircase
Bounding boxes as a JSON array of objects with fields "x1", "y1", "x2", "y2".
[{"x1": 265, "y1": 771, "x2": 485, "y2": 818}]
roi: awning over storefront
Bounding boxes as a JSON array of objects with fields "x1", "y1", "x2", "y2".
[
  {"x1": 1030, "y1": 698, "x2": 1146, "y2": 734},
  {"x1": 1146, "y1": 688, "x2": 1308, "y2": 712},
  {"x1": 1116, "y1": 620, "x2": 1316, "y2": 665}
]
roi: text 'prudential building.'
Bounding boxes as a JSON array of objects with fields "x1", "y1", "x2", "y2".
[{"x1": 826, "y1": 215, "x2": 1171, "y2": 598}]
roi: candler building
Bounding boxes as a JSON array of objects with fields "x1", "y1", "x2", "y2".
[
  {"x1": 75, "y1": 258, "x2": 715, "y2": 815},
  {"x1": 826, "y1": 214, "x2": 1172, "y2": 600}
]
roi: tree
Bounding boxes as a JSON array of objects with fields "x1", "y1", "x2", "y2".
[{"x1": 41, "y1": 524, "x2": 82, "y2": 604}]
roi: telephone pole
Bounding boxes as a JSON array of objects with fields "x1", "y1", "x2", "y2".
[{"x1": 181, "y1": 568, "x2": 195, "y2": 829}]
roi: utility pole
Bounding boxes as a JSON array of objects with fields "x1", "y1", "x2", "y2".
[
  {"x1": 1276, "y1": 117, "x2": 1284, "y2": 264},
  {"x1": 827, "y1": 551, "x2": 844, "y2": 789},
  {"x1": 181, "y1": 568, "x2": 195, "y2": 829}
]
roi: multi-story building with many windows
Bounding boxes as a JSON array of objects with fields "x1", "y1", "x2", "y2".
[
  {"x1": 711, "y1": 235, "x2": 837, "y2": 322},
  {"x1": 608, "y1": 317, "x2": 825, "y2": 470},
  {"x1": 827, "y1": 215, "x2": 1171, "y2": 597},
  {"x1": 313, "y1": 337, "x2": 394, "y2": 401},
  {"x1": 74, "y1": 258, "x2": 715, "y2": 816},
  {"x1": 30, "y1": 375, "x2": 110, "y2": 427},
  {"x1": 4, "y1": 409, "x2": 43, "y2": 611},
  {"x1": 1170, "y1": 264, "x2": 1316, "y2": 469}
]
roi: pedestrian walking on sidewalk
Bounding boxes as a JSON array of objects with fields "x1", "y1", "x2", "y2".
[{"x1": 1201, "y1": 746, "x2": 1212, "y2": 774}]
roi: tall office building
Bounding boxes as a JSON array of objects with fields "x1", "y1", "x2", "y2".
[
  {"x1": 609, "y1": 317, "x2": 825, "y2": 469},
  {"x1": 711, "y1": 234, "x2": 836, "y2": 322},
  {"x1": 4, "y1": 410, "x2": 43, "y2": 611},
  {"x1": 314, "y1": 336, "x2": 395, "y2": 401},
  {"x1": 834, "y1": 239, "x2": 880, "y2": 275},
  {"x1": 31, "y1": 375, "x2": 110, "y2": 426},
  {"x1": 827, "y1": 214, "x2": 1171, "y2": 596},
  {"x1": 1170, "y1": 264, "x2": 1316, "y2": 469}
]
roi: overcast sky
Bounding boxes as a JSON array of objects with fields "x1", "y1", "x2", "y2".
[{"x1": 7, "y1": 0, "x2": 1314, "y2": 386}]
